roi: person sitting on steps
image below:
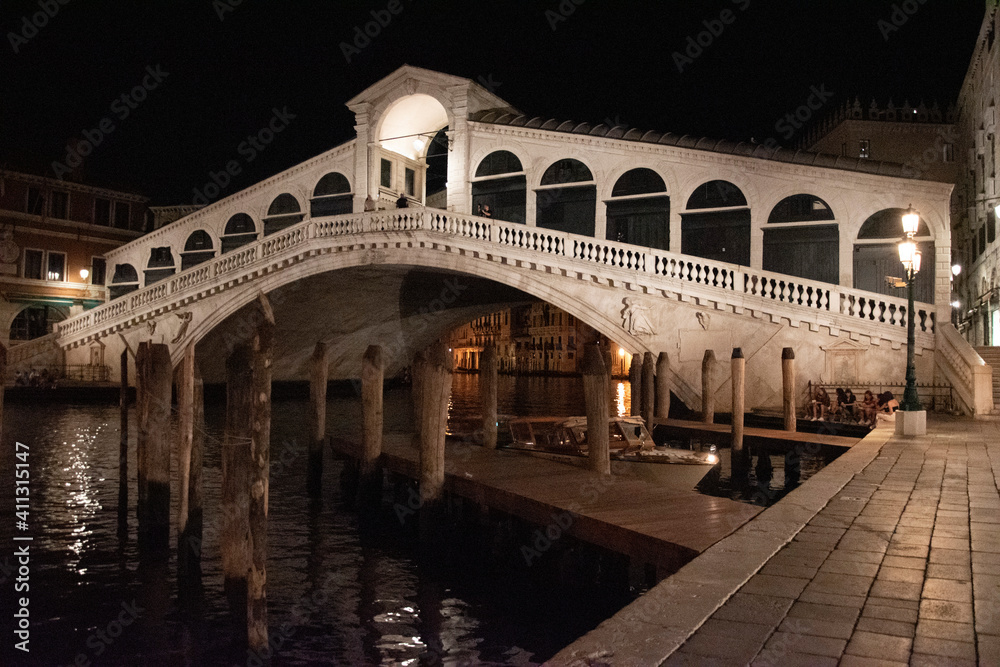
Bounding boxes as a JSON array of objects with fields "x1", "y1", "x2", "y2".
[{"x1": 809, "y1": 386, "x2": 831, "y2": 421}]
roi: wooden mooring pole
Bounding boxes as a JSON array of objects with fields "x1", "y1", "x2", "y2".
[
  {"x1": 731, "y1": 348, "x2": 747, "y2": 487},
  {"x1": 583, "y1": 345, "x2": 610, "y2": 475},
  {"x1": 176, "y1": 344, "x2": 199, "y2": 579},
  {"x1": 308, "y1": 342, "x2": 328, "y2": 498},
  {"x1": 419, "y1": 344, "x2": 452, "y2": 538},
  {"x1": 655, "y1": 352, "x2": 671, "y2": 419},
  {"x1": 629, "y1": 354, "x2": 642, "y2": 417},
  {"x1": 701, "y1": 350, "x2": 716, "y2": 425},
  {"x1": 782, "y1": 347, "x2": 796, "y2": 432},
  {"x1": 359, "y1": 344, "x2": 385, "y2": 504},
  {"x1": 136, "y1": 342, "x2": 171, "y2": 555},
  {"x1": 119, "y1": 348, "x2": 128, "y2": 535},
  {"x1": 641, "y1": 352, "x2": 655, "y2": 428},
  {"x1": 480, "y1": 344, "x2": 498, "y2": 449},
  {"x1": 247, "y1": 295, "x2": 274, "y2": 654},
  {"x1": 188, "y1": 368, "x2": 204, "y2": 575},
  {"x1": 221, "y1": 295, "x2": 274, "y2": 652}
]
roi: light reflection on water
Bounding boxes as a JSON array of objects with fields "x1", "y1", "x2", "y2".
[{"x1": 0, "y1": 378, "x2": 632, "y2": 666}]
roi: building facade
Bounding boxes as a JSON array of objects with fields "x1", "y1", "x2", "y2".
[
  {"x1": 0, "y1": 169, "x2": 148, "y2": 370},
  {"x1": 953, "y1": 5, "x2": 1000, "y2": 346},
  {"x1": 448, "y1": 303, "x2": 601, "y2": 374}
]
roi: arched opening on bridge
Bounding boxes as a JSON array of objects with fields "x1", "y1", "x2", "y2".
[
  {"x1": 606, "y1": 168, "x2": 670, "y2": 250},
  {"x1": 536, "y1": 158, "x2": 596, "y2": 237},
  {"x1": 854, "y1": 208, "x2": 935, "y2": 303},
  {"x1": 376, "y1": 94, "x2": 449, "y2": 206},
  {"x1": 472, "y1": 150, "x2": 526, "y2": 223},
  {"x1": 181, "y1": 230, "x2": 216, "y2": 270},
  {"x1": 109, "y1": 263, "x2": 139, "y2": 299},
  {"x1": 263, "y1": 194, "x2": 305, "y2": 236},
  {"x1": 10, "y1": 304, "x2": 68, "y2": 342},
  {"x1": 144, "y1": 247, "x2": 176, "y2": 286},
  {"x1": 763, "y1": 194, "x2": 838, "y2": 284},
  {"x1": 681, "y1": 180, "x2": 750, "y2": 265},
  {"x1": 425, "y1": 127, "x2": 449, "y2": 208},
  {"x1": 310, "y1": 172, "x2": 353, "y2": 217},
  {"x1": 222, "y1": 213, "x2": 258, "y2": 253}
]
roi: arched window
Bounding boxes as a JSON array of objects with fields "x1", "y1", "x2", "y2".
[
  {"x1": 10, "y1": 305, "x2": 67, "y2": 341},
  {"x1": 854, "y1": 208, "x2": 935, "y2": 303},
  {"x1": 606, "y1": 168, "x2": 669, "y2": 250},
  {"x1": 536, "y1": 158, "x2": 596, "y2": 237},
  {"x1": 181, "y1": 230, "x2": 215, "y2": 270},
  {"x1": 222, "y1": 213, "x2": 258, "y2": 253},
  {"x1": 264, "y1": 194, "x2": 304, "y2": 236},
  {"x1": 144, "y1": 247, "x2": 175, "y2": 286},
  {"x1": 310, "y1": 172, "x2": 353, "y2": 217},
  {"x1": 472, "y1": 150, "x2": 526, "y2": 223},
  {"x1": 681, "y1": 180, "x2": 750, "y2": 265},
  {"x1": 763, "y1": 195, "x2": 839, "y2": 284}
]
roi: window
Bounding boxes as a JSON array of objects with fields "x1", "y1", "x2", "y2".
[
  {"x1": 148, "y1": 247, "x2": 174, "y2": 267},
  {"x1": 50, "y1": 191, "x2": 68, "y2": 219},
  {"x1": 311, "y1": 172, "x2": 353, "y2": 217},
  {"x1": 94, "y1": 198, "x2": 112, "y2": 225},
  {"x1": 23, "y1": 249, "x2": 43, "y2": 280},
  {"x1": 405, "y1": 167, "x2": 416, "y2": 196},
  {"x1": 682, "y1": 180, "x2": 751, "y2": 265},
  {"x1": 607, "y1": 168, "x2": 670, "y2": 249},
  {"x1": 943, "y1": 143, "x2": 955, "y2": 163},
  {"x1": 91, "y1": 257, "x2": 107, "y2": 285},
  {"x1": 47, "y1": 252, "x2": 66, "y2": 281},
  {"x1": 263, "y1": 194, "x2": 304, "y2": 235},
  {"x1": 381, "y1": 158, "x2": 392, "y2": 189},
  {"x1": 980, "y1": 225, "x2": 987, "y2": 257},
  {"x1": 536, "y1": 159, "x2": 596, "y2": 236},
  {"x1": 114, "y1": 202, "x2": 130, "y2": 229},
  {"x1": 26, "y1": 187, "x2": 45, "y2": 215},
  {"x1": 859, "y1": 140, "x2": 870, "y2": 159},
  {"x1": 841, "y1": 142, "x2": 848, "y2": 157}
]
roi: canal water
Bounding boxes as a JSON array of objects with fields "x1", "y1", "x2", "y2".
[
  {"x1": 0, "y1": 376, "x2": 633, "y2": 667},
  {"x1": 0, "y1": 375, "x2": 835, "y2": 666}
]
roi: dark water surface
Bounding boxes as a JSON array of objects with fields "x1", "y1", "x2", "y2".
[{"x1": 0, "y1": 376, "x2": 638, "y2": 666}]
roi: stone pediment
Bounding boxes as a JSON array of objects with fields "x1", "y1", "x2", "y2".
[
  {"x1": 346, "y1": 65, "x2": 519, "y2": 118},
  {"x1": 821, "y1": 339, "x2": 869, "y2": 353}
]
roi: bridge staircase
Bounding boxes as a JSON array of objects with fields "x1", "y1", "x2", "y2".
[{"x1": 975, "y1": 346, "x2": 1000, "y2": 410}]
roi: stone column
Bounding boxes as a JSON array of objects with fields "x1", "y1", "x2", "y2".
[{"x1": 731, "y1": 348, "x2": 747, "y2": 486}]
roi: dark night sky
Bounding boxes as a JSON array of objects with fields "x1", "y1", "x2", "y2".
[{"x1": 0, "y1": 0, "x2": 988, "y2": 204}]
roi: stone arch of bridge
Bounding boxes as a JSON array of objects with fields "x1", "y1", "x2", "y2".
[{"x1": 173, "y1": 245, "x2": 668, "y2": 388}]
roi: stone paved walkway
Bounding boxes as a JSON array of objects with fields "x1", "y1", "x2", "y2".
[{"x1": 550, "y1": 416, "x2": 1000, "y2": 666}]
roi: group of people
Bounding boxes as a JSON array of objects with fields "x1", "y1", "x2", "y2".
[
  {"x1": 809, "y1": 386, "x2": 899, "y2": 427},
  {"x1": 13, "y1": 368, "x2": 57, "y2": 389}
]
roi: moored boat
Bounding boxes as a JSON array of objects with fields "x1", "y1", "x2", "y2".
[{"x1": 499, "y1": 415, "x2": 719, "y2": 489}]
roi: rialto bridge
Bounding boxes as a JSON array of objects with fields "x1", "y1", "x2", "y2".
[{"x1": 54, "y1": 66, "x2": 992, "y2": 415}]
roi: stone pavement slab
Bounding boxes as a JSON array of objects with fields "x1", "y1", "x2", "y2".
[{"x1": 548, "y1": 415, "x2": 1000, "y2": 666}]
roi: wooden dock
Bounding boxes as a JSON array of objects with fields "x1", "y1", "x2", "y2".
[
  {"x1": 652, "y1": 417, "x2": 862, "y2": 450},
  {"x1": 331, "y1": 432, "x2": 762, "y2": 575}
]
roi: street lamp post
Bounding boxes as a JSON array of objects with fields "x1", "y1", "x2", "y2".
[{"x1": 897, "y1": 206, "x2": 925, "y2": 434}]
